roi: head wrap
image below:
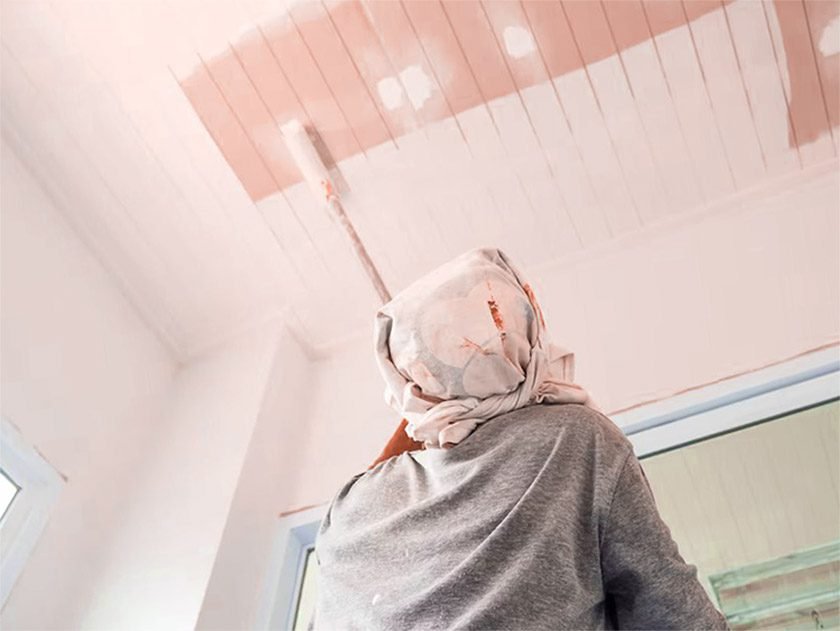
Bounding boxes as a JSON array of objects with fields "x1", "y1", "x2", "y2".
[{"x1": 373, "y1": 247, "x2": 600, "y2": 449}]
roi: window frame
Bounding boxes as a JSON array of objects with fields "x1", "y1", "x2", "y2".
[
  {"x1": 258, "y1": 346, "x2": 839, "y2": 630},
  {"x1": 256, "y1": 504, "x2": 326, "y2": 631},
  {"x1": 614, "y1": 346, "x2": 839, "y2": 458},
  {"x1": 0, "y1": 418, "x2": 65, "y2": 608}
]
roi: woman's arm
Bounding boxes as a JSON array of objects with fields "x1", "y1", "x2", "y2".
[{"x1": 368, "y1": 418, "x2": 425, "y2": 470}]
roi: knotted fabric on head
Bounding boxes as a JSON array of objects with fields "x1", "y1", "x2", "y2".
[{"x1": 373, "y1": 247, "x2": 601, "y2": 449}]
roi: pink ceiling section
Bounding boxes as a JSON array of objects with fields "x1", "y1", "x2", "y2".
[
  {"x1": 775, "y1": 0, "x2": 838, "y2": 148},
  {"x1": 178, "y1": 0, "x2": 839, "y2": 204}
]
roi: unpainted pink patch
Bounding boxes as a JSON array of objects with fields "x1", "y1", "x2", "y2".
[
  {"x1": 233, "y1": 30, "x2": 312, "y2": 136},
  {"x1": 642, "y1": 0, "x2": 687, "y2": 34},
  {"x1": 521, "y1": 0, "x2": 582, "y2": 77},
  {"x1": 291, "y1": 1, "x2": 391, "y2": 150},
  {"x1": 204, "y1": 51, "x2": 297, "y2": 189},
  {"x1": 361, "y1": 0, "x2": 451, "y2": 123},
  {"x1": 482, "y1": 0, "x2": 549, "y2": 88},
  {"x1": 773, "y1": 0, "x2": 835, "y2": 147},
  {"x1": 262, "y1": 16, "x2": 361, "y2": 162},
  {"x1": 440, "y1": 0, "x2": 516, "y2": 101},
  {"x1": 601, "y1": 1, "x2": 652, "y2": 51},
  {"x1": 179, "y1": 63, "x2": 276, "y2": 201},
  {"x1": 682, "y1": 0, "x2": 725, "y2": 22},
  {"x1": 400, "y1": 0, "x2": 484, "y2": 113},
  {"x1": 803, "y1": 0, "x2": 839, "y2": 136},
  {"x1": 325, "y1": 0, "x2": 420, "y2": 138},
  {"x1": 178, "y1": 0, "x2": 817, "y2": 203},
  {"x1": 563, "y1": 1, "x2": 617, "y2": 65}
]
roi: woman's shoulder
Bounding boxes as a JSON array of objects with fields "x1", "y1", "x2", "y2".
[{"x1": 502, "y1": 403, "x2": 632, "y2": 453}]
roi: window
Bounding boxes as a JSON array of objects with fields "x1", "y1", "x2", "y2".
[
  {"x1": 256, "y1": 505, "x2": 326, "y2": 631},
  {"x1": 291, "y1": 547, "x2": 319, "y2": 631},
  {"x1": 0, "y1": 469, "x2": 20, "y2": 522},
  {"x1": 0, "y1": 419, "x2": 64, "y2": 608},
  {"x1": 639, "y1": 399, "x2": 839, "y2": 626},
  {"x1": 616, "y1": 347, "x2": 839, "y2": 628}
]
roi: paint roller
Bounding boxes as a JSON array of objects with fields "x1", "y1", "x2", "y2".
[{"x1": 280, "y1": 120, "x2": 392, "y2": 304}]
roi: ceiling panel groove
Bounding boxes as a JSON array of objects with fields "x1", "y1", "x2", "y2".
[
  {"x1": 519, "y1": 0, "x2": 613, "y2": 245},
  {"x1": 159, "y1": 64, "x2": 321, "y2": 305},
  {"x1": 479, "y1": 0, "x2": 584, "y2": 249},
  {"x1": 764, "y1": 0, "x2": 836, "y2": 165},
  {"x1": 2, "y1": 116, "x2": 186, "y2": 360},
  {"x1": 90, "y1": 80, "x2": 250, "y2": 284},
  {"x1": 561, "y1": 1, "x2": 646, "y2": 231},
  {"x1": 324, "y1": 0, "x2": 423, "y2": 141},
  {"x1": 10, "y1": 5, "x2": 232, "y2": 313},
  {"x1": 149, "y1": 73, "x2": 293, "y2": 279},
  {"x1": 440, "y1": 0, "x2": 549, "y2": 259},
  {"x1": 723, "y1": 0, "x2": 801, "y2": 177},
  {"x1": 356, "y1": 0, "x2": 472, "y2": 282},
  {"x1": 162, "y1": 3, "x2": 330, "y2": 330},
  {"x1": 271, "y1": 9, "x2": 404, "y2": 298},
  {"x1": 395, "y1": 0, "x2": 470, "y2": 147},
  {"x1": 631, "y1": 0, "x2": 712, "y2": 209},
  {"x1": 601, "y1": 0, "x2": 706, "y2": 214},
  {"x1": 682, "y1": 0, "x2": 767, "y2": 189},
  {"x1": 194, "y1": 51, "x2": 347, "y2": 302},
  {"x1": 757, "y1": 0, "x2": 806, "y2": 171},
  {"x1": 436, "y1": 0, "x2": 587, "y2": 256},
  {"x1": 801, "y1": 0, "x2": 839, "y2": 152},
  {"x1": 316, "y1": 0, "x2": 399, "y2": 150},
  {"x1": 321, "y1": 1, "x2": 438, "y2": 286},
  {"x1": 599, "y1": 0, "x2": 686, "y2": 220},
  {"x1": 641, "y1": 0, "x2": 738, "y2": 201},
  {"x1": 288, "y1": 6, "x2": 371, "y2": 159},
  {"x1": 1, "y1": 42, "x2": 189, "y2": 356},
  {"x1": 398, "y1": 0, "x2": 510, "y2": 257},
  {"x1": 719, "y1": 1, "x2": 771, "y2": 175},
  {"x1": 221, "y1": 23, "x2": 373, "y2": 308}
]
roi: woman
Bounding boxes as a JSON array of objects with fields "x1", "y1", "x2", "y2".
[{"x1": 313, "y1": 247, "x2": 728, "y2": 630}]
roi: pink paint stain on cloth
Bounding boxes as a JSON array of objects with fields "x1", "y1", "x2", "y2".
[{"x1": 374, "y1": 247, "x2": 601, "y2": 449}]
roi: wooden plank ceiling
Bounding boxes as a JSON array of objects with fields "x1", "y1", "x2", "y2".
[{"x1": 1, "y1": 0, "x2": 837, "y2": 359}]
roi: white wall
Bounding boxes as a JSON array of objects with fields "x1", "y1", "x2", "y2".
[
  {"x1": 79, "y1": 319, "x2": 285, "y2": 630},
  {"x1": 196, "y1": 330, "x2": 315, "y2": 631},
  {"x1": 0, "y1": 141, "x2": 177, "y2": 628},
  {"x1": 1, "y1": 140, "x2": 294, "y2": 630}
]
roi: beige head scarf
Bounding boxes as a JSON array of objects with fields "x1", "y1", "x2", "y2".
[{"x1": 374, "y1": 247, "x2": 600, "y2": 449}]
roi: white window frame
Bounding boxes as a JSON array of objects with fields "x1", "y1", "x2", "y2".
[
  {"x1": 256, "y1": 504, "x2": 327, "y2": 631},
  {"x1": 613, "y1": 346, "x2": 839, "y2": 458},
  {"x1": 0, "y1": 419, "x2": 65, "y2": 608},
  {"x1": 257, "y1": 346, "x2": 839, "y2": 630}
]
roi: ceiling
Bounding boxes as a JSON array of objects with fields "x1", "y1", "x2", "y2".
[{"x1": 1, "y1": 0, "x2": 837, "y2": 360}]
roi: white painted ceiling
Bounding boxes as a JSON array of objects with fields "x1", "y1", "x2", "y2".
[{"x1": 1, "y1": 0, "x2": 837, "y2": 360}]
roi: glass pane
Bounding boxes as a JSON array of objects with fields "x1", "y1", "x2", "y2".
[
  {"x1": 641, "y1": 400, "x2": 840, "y2": 628},
  {"x1": 292, "y1": 547, "x2": 319, "y2": 631},
  {"x1": 0, "y1": 468, "x2": 20, "y2": 522}
]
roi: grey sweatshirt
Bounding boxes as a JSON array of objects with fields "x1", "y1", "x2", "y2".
[{"x1": 313, "y1": 403, "x2": 730, "y2": 630}]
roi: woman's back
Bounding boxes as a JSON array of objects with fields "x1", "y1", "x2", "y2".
[{"x1": 314, "y1": 403, "x2": 728, "y2": 630}]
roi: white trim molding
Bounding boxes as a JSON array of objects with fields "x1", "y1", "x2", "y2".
[
  {"x1": 611, "y1": 346, "x2": 840, "y2": 457},
  {"x1": 0, "y1": 419, "x2": 65, "y2": 609}
]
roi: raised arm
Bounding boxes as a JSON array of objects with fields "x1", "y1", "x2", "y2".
[{"x1": 601, "y1": 451, "x2": 730, "y2": 630}]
